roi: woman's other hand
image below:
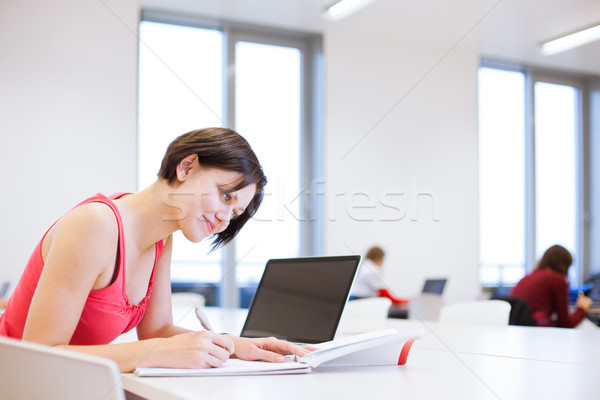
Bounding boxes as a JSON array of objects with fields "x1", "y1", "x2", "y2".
[
  {"x1": 229, "y1": 336, "x2": 315, "y2": 363},
  {"x1": 576, "y1": 294, "x2": 593, "y2": 312}
]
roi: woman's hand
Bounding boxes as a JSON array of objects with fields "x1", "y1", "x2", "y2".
[
  {"x1": 229, "y1": 336, "x2": 315, "y2": 363},
  {"x1": 142, "y1": 331, "x2": 235, "y2": 369},
  {"x1": 576, "y1": 294, "x2": 593, "y2": 312}
]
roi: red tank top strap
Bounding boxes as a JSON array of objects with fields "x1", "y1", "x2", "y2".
[
  {"x1": 91, "y1": 193, "x2": 164, "y2": 308},
  {"x1": 86, "y1": 193, "x2": 129, "y2": 300}
]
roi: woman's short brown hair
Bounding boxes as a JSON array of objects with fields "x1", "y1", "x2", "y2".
[
  {"x1": 158, "y1": 127, "x2": 267, "y2": 249},
  {"x1": 365, "y1": 246, "x2": 386, "y2": 262},
  {"x1": 536, "y1": 244, "x2": 573, "y2": 276}
]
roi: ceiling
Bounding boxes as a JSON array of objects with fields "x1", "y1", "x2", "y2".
[{"x1": 140, "y1": 0, "x2": 600, "y2": 76}]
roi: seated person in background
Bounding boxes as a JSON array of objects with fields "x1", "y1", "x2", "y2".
[
  {"x1": 351, "y1": 246, "x2": 408, "y2": 306},
  {"x1": 0, "y1": 298, "x2": 7, "y2": 309},
  {"x1": 510, "y1": 244, "x2": 592, "y2": 328}
]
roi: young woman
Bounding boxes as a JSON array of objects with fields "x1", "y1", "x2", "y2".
[
  {"x1": 0, "y1": 128, "x2": 310, "y2": 372},
  {"x1": 510, "y1": 244, "x2": 592, "y2": 328}
]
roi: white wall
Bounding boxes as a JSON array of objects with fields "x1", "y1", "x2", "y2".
[
  {"x1": 323, "y1": 32, "x2": 481, "y2": 302},
  {"x1": 0, "y1": 0, "x2": 138, "y2": 287},
  {"x1": 0, "y1": 0, "x2": 481, "y2": 302}
]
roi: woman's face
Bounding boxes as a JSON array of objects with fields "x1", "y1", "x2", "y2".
[{"x1": 170, "y1": 156, "x2": 257, "y2": 243}]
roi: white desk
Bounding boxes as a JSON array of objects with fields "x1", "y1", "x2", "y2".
[
  {"x1": 347, "y1": 317, "x2": 600, "y2": 366},
  {"x1": 121, "y1": 308, "x2": 600, "y2": 400}
]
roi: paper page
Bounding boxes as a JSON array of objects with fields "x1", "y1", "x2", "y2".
[
  {"x1": 311, "y1": 329, "x2": 399, "y2": 351},
  {"x1": 299, "y1": 328, "x2": 422, "y2": 368},
  {"x1": 135, "y1": 359, "x2": 311, "y2": 377}
]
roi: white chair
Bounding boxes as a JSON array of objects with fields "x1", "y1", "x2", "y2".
[
  {"x1": 439, "y1": 300, "x2": 511, "y2": 326},
  {"x1": 343, "y1": 297, "x2": 392, "y2": 320},
  {"x1": 0, "y1": 336, "x2": 124, "y2": 400},
  {"x1": 171, "y1": 292, "x2": 206, "y2": 308},
  {"x1": 408, "y1": 294, "x2": 445, "y2": 321}
]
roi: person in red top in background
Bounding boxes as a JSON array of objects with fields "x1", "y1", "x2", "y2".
[
  {"x1": 350, "y1": 246, "x2": 409, "y2": 306},
  {"x1": 510, "y1": 244, "x2": 592, "y2": 328}
]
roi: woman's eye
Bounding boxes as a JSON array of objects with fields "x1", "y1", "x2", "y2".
[{"x1": 222, "y1": 192, "x2": 231, "y2": 201}]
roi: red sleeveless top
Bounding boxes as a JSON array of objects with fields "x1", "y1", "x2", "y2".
[{"x1": 0, "y1": 193, "x2": 164, "y2": 345}]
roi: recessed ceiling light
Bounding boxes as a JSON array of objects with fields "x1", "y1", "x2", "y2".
[
  {"x1": 324, "y1": 0, "x2": 376, "y2": 20},
  {"x1": 541, "y1": 23, "x2": 600, "y2": 55}
]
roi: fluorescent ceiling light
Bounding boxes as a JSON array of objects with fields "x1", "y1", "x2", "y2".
[
  {"x1": 541, "y1": 23, "x2": 600, "y2": 55},
  {"x1": 324, "y1": 0, "x2": 376, "y2": 20}
]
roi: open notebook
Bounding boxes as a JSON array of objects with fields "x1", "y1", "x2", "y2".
[{"x1": 135, "y1": 328, "x2": 422, "y2": 377}]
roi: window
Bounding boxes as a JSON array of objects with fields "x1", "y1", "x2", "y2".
[
  {"x1": 479, "y1": 63, "x2": 588, "y2": 289},
  {"x1": 478, "y1": 67, "x2": 526, "y2": 287},
  {"x1": 534, "y1": 81, "x2": 580, "y2": 284},
  {"x1": 138, "y1": 14, "x2": 322, "y2": 307}
]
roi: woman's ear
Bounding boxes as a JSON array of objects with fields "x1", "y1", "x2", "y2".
[{"x1": 176, "y1": 154, "x2": 198, "y2": 182}]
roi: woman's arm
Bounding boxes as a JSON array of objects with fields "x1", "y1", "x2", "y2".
[
  {"x1": 23, "y1": 204, "x2": 118, "y2": 345},
  {"x1": 552, "y1": 279, "x2": 586, "y2": 328},
  {"x1": 136, "y1": 234, "x2": 193, "y2": 339},
  {"x1": 62, "y1": 331, "x2": 235, "y2": 372}
]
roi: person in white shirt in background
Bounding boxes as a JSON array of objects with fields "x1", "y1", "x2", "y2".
[{"x1": 351, "y1": 246, "x2": 408, "y2": 306}]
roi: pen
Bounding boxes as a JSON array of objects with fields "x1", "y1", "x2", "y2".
[{"x1": 194, "y1": 305, "x2": 214, "y2": 331}]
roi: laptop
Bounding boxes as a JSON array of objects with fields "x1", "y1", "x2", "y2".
[
  {"x1": 421, "y1": 278, "x2": 447, "y2": 295},
  {"x1": 587, "y1": 280, "x2": 600, "y2": 307},
  {"x1": 0, "y1": 336, "x2": 125, "y2": 400},
  {"x1": 0, "y1": 281, "x2": 9, "y2": 297},
  {"x1": 240, "y1": 255, "x2": 361, "y2": 344}
]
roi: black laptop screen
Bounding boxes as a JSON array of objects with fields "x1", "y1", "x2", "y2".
[
  {"x1": 422, "y1": 279, "x2": 447, "y2": 295},
  {"x1": 240, "y1": 255, "x2": 361, "y2": 344}
]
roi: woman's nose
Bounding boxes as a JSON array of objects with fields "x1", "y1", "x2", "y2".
[{"x1": 215, "y1": 205, "x2": 234, "y2": 224}]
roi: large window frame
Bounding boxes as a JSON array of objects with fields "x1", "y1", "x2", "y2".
[
  {"x1": 139, "y1": 11, "x2": 324, "y2": 308},
  {"x1": 479, "y1": 60, "x2": 595, "y2": 290}
]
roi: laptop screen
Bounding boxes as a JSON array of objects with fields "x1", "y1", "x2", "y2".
[
  {"x1": 422, "y1": 279, "x2": 447, "y2": 295},
  {"x1": 240, "y1": 255, "x2": 361, "y2": 344},
  {"x1": 588, "y1": 280, "x2": 600, "y2": 301},
  {"x1": 0, "y1": 281, "x2": 9, "y2": 298}
]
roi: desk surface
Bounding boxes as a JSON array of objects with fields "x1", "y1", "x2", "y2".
[
  {"x1": 123, "y1": 348, "x2": 600, "y2": 400},
  {"x1": 173, "y1": 306, "x2": 600, "y2": 366},
  {"x1": 121, "y1": 307, "x2": 600, "y2": 400}
]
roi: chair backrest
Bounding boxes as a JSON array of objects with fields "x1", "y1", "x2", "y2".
[
  {"x1": 0, "y1": 336, "x2": 125, "y2": 400},
  {"x1": 343, "y1": 297, "x2": 392, "y2": 320},
  {"x1": 439, "y1": 300, "x2": 511, "y2": 326},
  {"x1": 171, "y1": 292, "x2": 206, "y2": 308},
  {"x1": 408, "y1": 294, "x2": 445, "y2": 321},
  {"x1": 492, "y1": 297, "x2": 537, "y2": 326}
]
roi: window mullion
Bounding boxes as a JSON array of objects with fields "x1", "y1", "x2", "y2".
[
  {"x1": 524, "y1": 70, "x2": 536, "y2": 274},
  {"x1": 220, "y1": 25, "x2": 239, "y2": 309}
]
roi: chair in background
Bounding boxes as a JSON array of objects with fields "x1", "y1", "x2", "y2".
[
  {"x1": 343, "y1": 297, "x2": 392, "y2": 320},
  {"x1": 492, "y1": 297, "x2": 536, "y2": 326},
  {"x1": 0, "y1": 336, "x2": 124, "y2": 400},
  {"x1": 171, "y1": 291, "x2": 206, "y2": 308},
  {"x1": 408, "y1": 294, "x2": 445, "y2": 322},
  {"x1": 438, "y1": 300, "x2": 511, "y2": 326}
]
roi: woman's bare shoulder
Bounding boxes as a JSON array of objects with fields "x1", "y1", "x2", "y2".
[{"x1": 44, "y1": 202, "x2": 120, "y2": 257}]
